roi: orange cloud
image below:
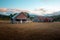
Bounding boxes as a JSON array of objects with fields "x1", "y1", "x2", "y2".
[{"x1": 0, "y1": 8, "x2": 7, "y2": 12}]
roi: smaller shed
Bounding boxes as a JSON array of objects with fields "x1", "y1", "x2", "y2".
[{"x1": 32, "y1": 16, "x2": 45, "y2": 22}]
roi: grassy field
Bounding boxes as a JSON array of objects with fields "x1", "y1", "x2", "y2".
[{"x1": 0, "y1": 20, "x2": 60, "y2": 40}]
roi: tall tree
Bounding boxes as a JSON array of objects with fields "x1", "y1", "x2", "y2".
[
  {"x1": 9, "y1": 14, "x2": 13, "y2": 24},
  {"x1": 24, "y1": 12, "x2": 30, "y2": 18}
]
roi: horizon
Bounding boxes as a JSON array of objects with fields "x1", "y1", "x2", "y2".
[{"x1": 0, "y1": 0, "x2": 60, "y2": 15}]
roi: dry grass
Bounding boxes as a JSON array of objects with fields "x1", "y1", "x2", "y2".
[{"x1": 0, "y1": 20, "x2": 60, "y2": 40}]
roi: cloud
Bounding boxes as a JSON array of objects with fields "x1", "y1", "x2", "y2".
[
  {"x1": 28, "y1": 8, "x2": 47, "y2": 15},
  {"x1": 0, "y1": 8, "x2": 7, "y2": 12},
  {"x1": 0, "y1": 7, "x2": 60, "y2": 16},
  {"x1": 31, "y1": 6, "x2": 60, "y2": 15}
]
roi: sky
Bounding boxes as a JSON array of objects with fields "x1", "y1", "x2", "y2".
[{"x1": 0, "y1": 0, "x2": 60, "y2": 15}]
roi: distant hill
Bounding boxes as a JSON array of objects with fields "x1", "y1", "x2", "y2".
[
  {"x1": 46, "y1": 11, "x2": 60, "y2": 22},
  {"x1": 0, "y1": 14, "x2": 10, "y2": 20},
  {"x1": 45, "y1": 11, "x2": 60, "y2": 16}
]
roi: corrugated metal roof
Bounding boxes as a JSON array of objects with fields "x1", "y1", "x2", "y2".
[
  {"x1": 12, "y1": 12, "x2": 28, "y2": 19},
  {"x1": 12, "y1": 13, "x2": 20, "y2": 19}
]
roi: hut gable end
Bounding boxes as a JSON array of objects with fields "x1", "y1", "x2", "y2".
[{"x1": 16, "y1": 12, "x2": 27, "y2": 19}]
